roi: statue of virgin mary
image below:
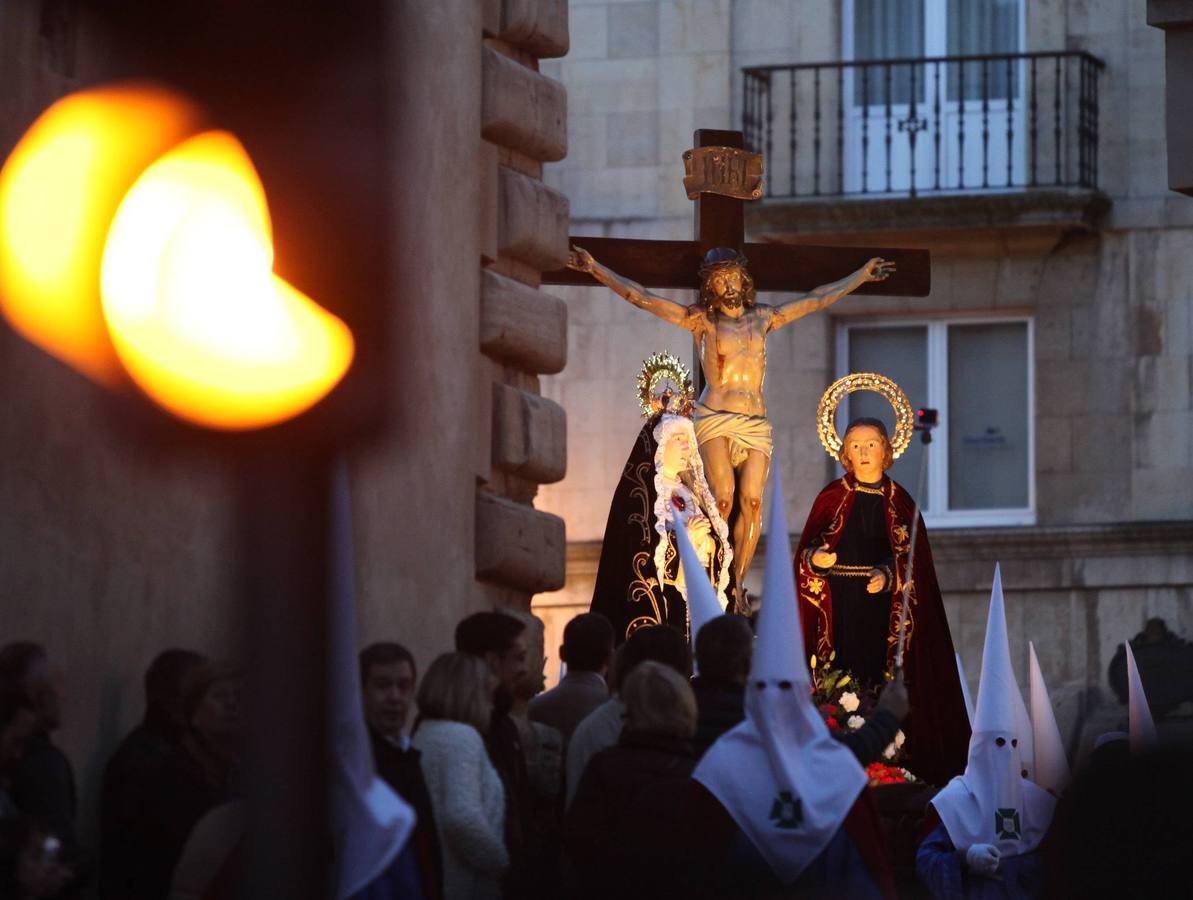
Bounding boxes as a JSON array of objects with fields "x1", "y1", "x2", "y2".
[{"x1": 590, "y1": 353, "x2": 738, "y2": 643}]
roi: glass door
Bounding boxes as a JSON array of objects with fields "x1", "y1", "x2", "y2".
[{"x1": 842, "y1": 0, "x2": 1025, "y2": 194}]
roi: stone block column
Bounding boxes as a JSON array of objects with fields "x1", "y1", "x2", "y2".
[{"x1": 477, "y1": 0, "x2": 571, "y2": 608}]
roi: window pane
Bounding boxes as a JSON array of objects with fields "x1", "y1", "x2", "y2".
[
  {"x1": 845, "y1": 326, "x2": 929, "y2": 507},
  {"x1": 947, "y1": 322, "x2": 1029, "y2": 509},
  {"x1": 853, "y1": 0, "x2": 925, "y2": 106},
  {"x1": 947, "y1": 0, "x2": 1021, "y2": 101}
]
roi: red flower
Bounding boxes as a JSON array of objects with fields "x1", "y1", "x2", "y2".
[
  {"x1": 826, "y1": 718, "x2": 839, "y2": 730},
  {"x1": 672, "y1": 495, "x2": 686, "y2": 512}
]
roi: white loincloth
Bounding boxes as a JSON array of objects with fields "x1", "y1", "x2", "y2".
[{"x1": 693, "y1": 402, "x2": 773, "y2": 468}]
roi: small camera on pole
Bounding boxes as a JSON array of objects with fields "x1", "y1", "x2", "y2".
[{"x1": 915, "y1": 407, "x2": 938, "y2": 443}]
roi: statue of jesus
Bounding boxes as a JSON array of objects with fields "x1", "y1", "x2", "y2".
[{"x1": 567, "y1": 245, "x2": 894, "y2": 607}]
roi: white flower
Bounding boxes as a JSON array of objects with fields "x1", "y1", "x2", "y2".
[
  {"x1": 847, "y1": 715, "x2": 865, "y2": 731},
  {"x1": 839, "y1": 691, "x2": 860, "y2": 713},
  {"x1": 894, "y1": 729, "x2": 906, "y2": 748},
  {"x1": 882, "y1": 742, "x2": 896, "y2": 759}
]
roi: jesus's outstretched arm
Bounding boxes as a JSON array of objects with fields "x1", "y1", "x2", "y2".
[
  {"x1": 767, "y1": 257, "x2": 895, "y2": 331},
  {"x1": 568, "y1": 245, "x2": 697, "y2": 330}
]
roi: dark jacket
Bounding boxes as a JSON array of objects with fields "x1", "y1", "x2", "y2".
[
  {"x1": 136, "y1": 734, "x2": 237, "y2": 900},
  {"x1": 486, "y1": 706, "x2": 543, "y2": 898},
  {"x1": 565, "y1": 730, "x2": 697, "y2": 900},
  {"x1": 367, "y1": 728, "x2": 443, "y2": 900},
  {"x1": 98, "y1": 717, "x2": 183, "y2": 899},
  {"x1": 691, "y1": 678, "x2": 745, "y2": 758},
  {"x1": 10, "y1": 731, "x2": 77, "y2": 853}
]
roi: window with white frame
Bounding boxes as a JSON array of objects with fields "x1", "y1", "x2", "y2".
[
  {"x1": 835, "y1": 317, "x2": 1035, "y2": 527},
  {"x1": 842, "y1": 0, "x2": 1027, "y2": 194}
]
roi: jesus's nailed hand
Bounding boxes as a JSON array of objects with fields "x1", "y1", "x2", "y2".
[{"x1": 568, "y1": 245, "x2": 596, "y2": 273}]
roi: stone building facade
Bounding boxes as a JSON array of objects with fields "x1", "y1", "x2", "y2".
[
  {"x1": 534, "y1": 0, "x2": 1193, "y2": 753},
  {"x1": 0, "y1": 0, "x2": 570, "y2": 847}
]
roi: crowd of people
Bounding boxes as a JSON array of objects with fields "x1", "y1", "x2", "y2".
[{"x1": 0, "y1": 598, "x2": 1187, "y2": 900}]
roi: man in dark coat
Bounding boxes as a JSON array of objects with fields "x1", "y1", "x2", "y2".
[
  {"x1": 99, "y1": 648, "x2": 205, "y2": 899},
  {"x1": 795, "y1": 418, "x2": 970, "y2": 785},
  {"x1": 359, "y1": 642, "x2": 442, "y2": 900},
  {"x1": 529, "y1": 613, "x2": 613, "y2": 748},
  {"x1": 690, "y1": 614, "x2": 752, "y2": 758},
  {"x1": 455, "y1": 612, "x2": 540, "y2": 899}
]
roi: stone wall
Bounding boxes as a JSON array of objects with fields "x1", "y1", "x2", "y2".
[
  {"x1": 472, "y1": 0, "x2": 573, "y2": 612},
  {"x1": 0, "y1": 0, "x2": 572, "y2": 854}
]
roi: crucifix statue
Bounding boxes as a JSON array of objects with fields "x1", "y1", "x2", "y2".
[{"x1": 543, "y1": 130, "x2": 930, "y2": 608}]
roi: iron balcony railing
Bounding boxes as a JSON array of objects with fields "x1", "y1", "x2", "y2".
[{"x1": 742, "y1": 51, "x2": 1104, "y2": 199}]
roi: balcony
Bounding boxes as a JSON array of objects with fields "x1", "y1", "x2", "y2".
[{"x1": 741, "y1": 51, "x2": 1109, "y2": 251}]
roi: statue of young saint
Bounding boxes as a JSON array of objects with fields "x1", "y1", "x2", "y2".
[
  {"x1": 794, "y1": 382, "x2": 970, "y2": 785},
  {"x1": 590, "y1": 354, "x2": 735, "y2": 642},
  {"x1": 569, "y1": 245, "x2": 894, "y2": 602}
]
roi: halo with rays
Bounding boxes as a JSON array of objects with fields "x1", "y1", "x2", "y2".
[{"x1": 817, "y1": 372, "x2": 914, "y2": 460}]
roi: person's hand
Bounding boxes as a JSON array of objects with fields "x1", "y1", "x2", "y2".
[
  {"x1": 811, "y1": 544, "x2": 837, "y2": 569},
  {"x1": 568, "y1": 245, "x2": 596, "y2": 273},
  {"x1": 862, "y1": 257, "x2": 895, "y2": 282},
  {"x1": 965, "y1": 843, "x2": 1001, "y2": 877},
  {"x1": 866, "y1": 569, "x2": 886, "y2": 594},
  {"x1": 687, "y1": 516, "x2": 712, "y2": 545},
  {"x1": 877, "y1": 668, "x2": 910, "y2": 722}
]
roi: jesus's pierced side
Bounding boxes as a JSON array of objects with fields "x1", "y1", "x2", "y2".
[{"x1": 568, "y1": 245, "x2": 894, "y2": 608}]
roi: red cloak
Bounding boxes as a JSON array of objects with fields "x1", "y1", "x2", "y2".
[{"x1": 794, "y1": 474, "x2": 970, "y2": 786}]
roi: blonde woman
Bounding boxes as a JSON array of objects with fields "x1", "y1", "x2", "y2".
[{"x1": 412, "y1": 653, "x2": 508, "y2": 900}]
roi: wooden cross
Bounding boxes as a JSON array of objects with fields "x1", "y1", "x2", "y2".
[{"x1": 542, "y1": 128, "x2": 930, "y2": 298}]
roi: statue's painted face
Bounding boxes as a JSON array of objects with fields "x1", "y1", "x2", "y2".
[
  {"x1": 709, "y1": 267, "x2": 745, "y2": 310},
  {"x1": 843, "y1": 424, "x2": 888, "y2": 483},
  {"x1": 661, "y1": 431, "x2": 696, "y2": 477}
]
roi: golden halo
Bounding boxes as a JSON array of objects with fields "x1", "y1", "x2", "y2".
[
  {"x1": 817, "y1": 372, "x2": 914, "y2": 460},
  {"x1": 636, "y1": 351, "x2": 695, "y2": 418}
]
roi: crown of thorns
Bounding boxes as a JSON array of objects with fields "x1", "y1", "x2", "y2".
[{"x1": 698, "y1": 247, "x2": 749, "y2": 280}]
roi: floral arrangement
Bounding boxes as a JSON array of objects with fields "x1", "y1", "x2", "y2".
[
  {"x1": 809, "y1": 652, "x2": 912, "y2": 774},
  {"x1": 865, "y1": 761, "x2": 916, "y2": 787}
]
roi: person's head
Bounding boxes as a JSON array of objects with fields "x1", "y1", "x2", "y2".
[
  {"x1": 143, "y1": 649, "x2": 205, "y2": 736},
  {"x1": 621, "y1": 661, "x2": 698, "y2": 739},
  {"x1": 359, "y1": 643, "x2": 417, "y2": 739},
  {"x1": 839, "y1": 417, "x2": 894, "y2": 483},
  {"x1": 499, "y1": 610, "x2": 546, "y2": 702},
  {"x1": 695, "y1": 615, "x2": 754, "y2": 687},
  {"x1": 698, "y1": 247, "x2": 755, "y2": 316},
  {"x1": 0, "y1": 818, "x2": 70, "y2": 900},
  {"x1": 560, "y1": 614, "x2": 615, "y2": 676},
  {"x1": 416, "y1": 652, "x2": 497, "y2": 734},
  {"x1": 0, "y1": 643, "x2": 60, "y2": 733},
  {"x1": 611, "y1": 625, "x2": 692, "y2": 694},
  {"x1": 0, "y1": 690, "x2": 36, "y2": 774},
  {"x1": 181, "y1": 663, "x2": 243, "y2": 748},
  {"x1": 454, "y1": 611, "x2": 529, "y2": 695}
]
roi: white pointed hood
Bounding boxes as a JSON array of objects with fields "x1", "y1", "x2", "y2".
[
  {"x1": 1126, "y1": 642, "x2": 1159, "y2": 754},
  {"x1": 931, "y1": 565, "x2": 1054, "y2": 856},
  {"x1": 693, "y1": 463, "x2": 867, "y2": 884},
  {"x1": 955, "y1": 652, "x2": 975, "y2": 727},
  {"x1": 1028, "y1": 643, "x2": 1071, "y2": 795},
  {"x1": 329, "y1": 460, "x2": 415, "y2": 899},
  {"x1": 673, "y1": 513, "x2": 727, "y2": 656},
  {"x1": 1011, "y1": 655, "x2": 1035, "y2": 782}
]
